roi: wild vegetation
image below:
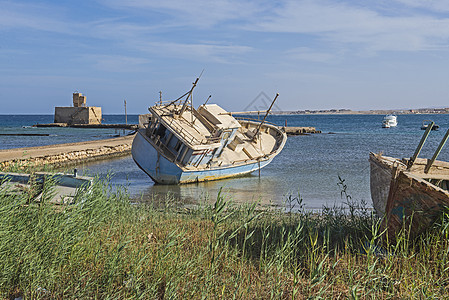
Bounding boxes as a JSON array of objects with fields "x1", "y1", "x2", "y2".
[
  {"x1": 1, "y1": 175, "x2": 449, "y2": 299},
  {"x1": 1, "y1": 159, "x2": 56, "y2": 173}
]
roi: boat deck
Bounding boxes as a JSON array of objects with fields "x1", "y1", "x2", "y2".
[
  {"x1": 152, "y1": 105, "x2": 225, "y2": 148},
  {"x1": 187, "y1": 123, "x2": 279, "y2": 170},
  {"x1": 148, "y1": 103, "x2": 285, "y2": 171}
]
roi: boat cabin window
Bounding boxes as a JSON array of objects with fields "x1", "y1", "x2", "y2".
[
  {"x1": 155, "y1": 124, "x2": 167, "y2": 139},
  {"x1": 146, "y1": 117, "x2": 159, "y2": 137},
  {"x1": 174, "y1": 140, "x2": 182, "y2": 152}
]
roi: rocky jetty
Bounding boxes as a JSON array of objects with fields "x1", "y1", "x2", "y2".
[{"x1": 284, "y1": 126, "x2": 321, "y2": 135}]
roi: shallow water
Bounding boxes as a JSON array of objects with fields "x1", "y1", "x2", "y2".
[{"x1": 2, "y1": 114, "x2": 449, "y2": 209}]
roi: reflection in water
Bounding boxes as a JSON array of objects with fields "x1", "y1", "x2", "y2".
[
  {"x1": 149, "y1": 176, "x2": 285, "y2": 207},
  {"x1": 73, "y1": 114, "x2": 449, "y2": 211},
  {"x1": 77, "y1": 155, "x2": 291, "y2": 209}
]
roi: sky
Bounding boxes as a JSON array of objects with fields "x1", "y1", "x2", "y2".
[{"x1": 1, "y1": 0, "x2": 449, "y2": 114}]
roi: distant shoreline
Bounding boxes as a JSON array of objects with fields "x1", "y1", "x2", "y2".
[
  {"x1": 1, "y1": 107, "x2": 449, "y2": 116},
  {"x1": 269, "y1": 107, "x2": 449, "y2": 115}
]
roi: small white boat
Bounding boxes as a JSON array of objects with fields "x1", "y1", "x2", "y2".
[
  {"x1": 132, "y1": 78, "x2": 287, "y2": 184},
  {"x1": 382, "y1": 115, "x2": 397, "y2": 128},
  {"x1": 421, "y1": 120, "x2": 439, "y2": 131}
]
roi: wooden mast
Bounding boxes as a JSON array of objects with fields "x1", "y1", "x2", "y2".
[
  {"x1": 251, "y1": 93, "x2": 279, "y2": 142},
  {"x1": 178, "y1": 77, "x2": 200, "y2": 118}
]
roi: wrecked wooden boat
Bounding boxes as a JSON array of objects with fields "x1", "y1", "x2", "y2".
[
  {"x1": 369, "y1": 123, "x2": 449, "y2": 237},
  {"x1": 132, "y1": 78, "x2": 287, "y2": 184}
]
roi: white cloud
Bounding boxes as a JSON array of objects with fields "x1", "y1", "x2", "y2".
[
  {"x1": 0, "y1": 1, "x2": 69, "y2": 33},
  {"x1": 284, "y1": 47, "x2": 335, "y2": 62},
  {"x1": 247, "y1": 0, "x2": 449, "y2": 52},
  {"x1": 81, "y1": 54, "x2": 152, "y2": 72},
  {"x1": 3, "y1": 0, "x2": 449, "y2": 63},
  {"x1": 393, "y1": 0, "x2": 449, "y2": 12},
  {"x1": 100, "y1": 0, "x2": 449, "y2": 54},
  {"x1": 101, "y1": 0, "x2": 265, "y2": 27},
  {"x1": 134, "y1": 41, "x2": 253, "y2": 63}
]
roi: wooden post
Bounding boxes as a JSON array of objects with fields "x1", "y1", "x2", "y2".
[
  {"x1": 408, "y1": 121, "x2": 434, "y2": 169},
  {"x1": 124, "y1": 99, "x2": 127, "y2": 125},
  {"x1": 425, "y1": 128, "x2": 449, "y2": 173}
]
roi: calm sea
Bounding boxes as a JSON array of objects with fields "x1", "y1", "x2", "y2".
[{"x1": 1, "y1": 114, "x2": 448, "y2": 209}]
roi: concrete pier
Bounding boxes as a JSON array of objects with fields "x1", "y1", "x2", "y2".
[
  {"x1": 0, "y1": 134, "x2": 135, "y2": 170},
  {"x1": 33, "y1": 123, "x2": 138, "y2": 130}
]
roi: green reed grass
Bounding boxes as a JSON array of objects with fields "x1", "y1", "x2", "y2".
[
  {"x1": 1, "y1": 175, "x2": 449, "y2": 299},
  {"x1": 1, "y1": 159, "x2": 57, "y2": 174}
]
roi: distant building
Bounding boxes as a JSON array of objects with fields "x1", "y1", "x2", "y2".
[
  {"x1": 54, "y1": 92, "x2": 102, "y2": 124},
  {"x1": 72, "y1": 92, "x2": 86, "y2": 107}
]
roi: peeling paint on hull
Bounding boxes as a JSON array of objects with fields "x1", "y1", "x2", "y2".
[{"x1": 132, "y1": 131, "x2": 274, "y2": 185}]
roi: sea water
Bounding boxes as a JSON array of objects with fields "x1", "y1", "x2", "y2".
[
  {"x1": 1, "y1": 114, "x2": 448, "y2": 209},
  {"x1": 0, "y1": 115, "x2": 138, "y2": 149}
]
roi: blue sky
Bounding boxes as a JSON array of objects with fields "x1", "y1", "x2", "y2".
[{"x1": 1, "y1": 0, "x2": 449, "y2": 114}]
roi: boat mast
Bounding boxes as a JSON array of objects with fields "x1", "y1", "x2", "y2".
[
  {"x1": 178, "y1": 77, "x2": 200, "y2": 118},
  {"x1": 203, "y1": 95, "x2": 212, "y2": 106},
  {"x1": 251, "y1": 93, "x2": 279, "y2": 142}
]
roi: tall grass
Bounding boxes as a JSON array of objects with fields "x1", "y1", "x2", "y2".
[{"x1": 1, "y1": 176, "x2": 449, "y2": 298}]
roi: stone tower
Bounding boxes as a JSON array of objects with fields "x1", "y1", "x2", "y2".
[{"x1": 54, "y1": 92, "x2": 102, "y2": 125}]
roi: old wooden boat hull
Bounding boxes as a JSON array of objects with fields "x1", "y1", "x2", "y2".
[
  {"x1": 386, "y1": 170, "x2": 449, "y2": 237},
  {"x1": 369, "y1": 152, "x2": 449, "y2": 237},
  {"x1": 369, "y1": 153, "x2": 396, "y2": 215},
  {"x1": 132, "y1": 129, "x2": 276, "y2": 184}
]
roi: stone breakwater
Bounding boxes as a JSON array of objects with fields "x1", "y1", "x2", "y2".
[
  {"x1": 0, "y1": 135, "x2": 135, "y2": 170},
  {"x1": 284, "y1": 126, "x2": 321, "y2": 135}
]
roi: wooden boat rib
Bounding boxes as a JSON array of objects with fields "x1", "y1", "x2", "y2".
[{"x1": 132, "y1": 80, "x2": 287, "y2": 184}]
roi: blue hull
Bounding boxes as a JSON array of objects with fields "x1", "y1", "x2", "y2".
[{"x1": 132, "y1": 131, "x2": 273, "y2": 184}]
